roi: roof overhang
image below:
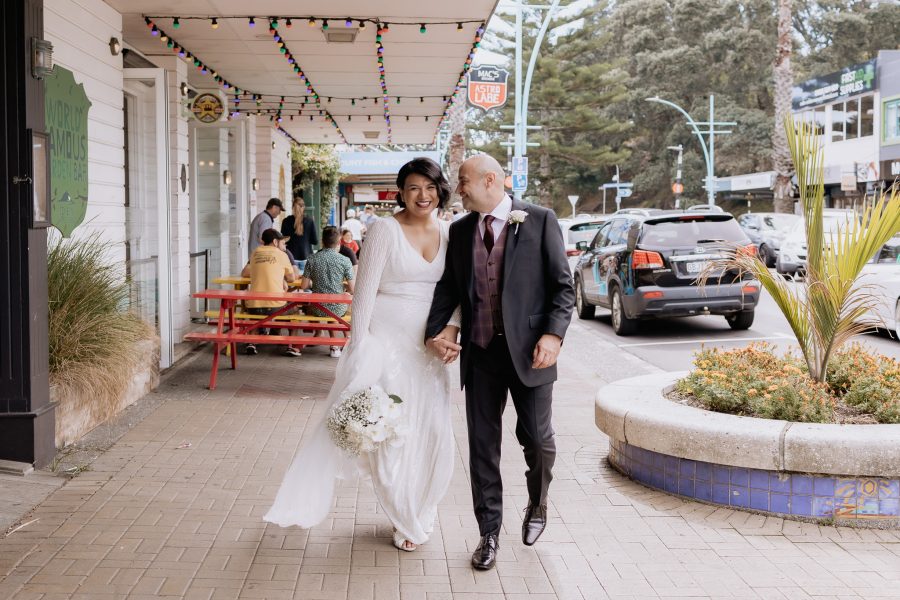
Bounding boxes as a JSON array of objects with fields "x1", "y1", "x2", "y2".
[{"x1": 107, "y1": 0, "x2": 499, "y2": 145}]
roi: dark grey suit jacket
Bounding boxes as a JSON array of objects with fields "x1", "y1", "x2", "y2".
[{"x1": 426, "y1": 200, "x2": 575, "y2": 388}]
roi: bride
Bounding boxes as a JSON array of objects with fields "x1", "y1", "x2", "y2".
[{"x1": 264, "y1": 157, "x2": 460, "y2": 552}]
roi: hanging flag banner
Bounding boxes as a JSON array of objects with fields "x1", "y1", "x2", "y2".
[
  {"x1": 45, "y1": 66, "x2": 92, "y2": 238},
  {"x1": 467, "y1": 65, "x2": 509, "y2": 112}
]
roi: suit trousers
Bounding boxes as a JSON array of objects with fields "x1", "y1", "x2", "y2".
[{"x1": 464, "y1": 335, "x2": 556, "y2": 536}]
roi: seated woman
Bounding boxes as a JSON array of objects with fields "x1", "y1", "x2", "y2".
[{"x1": 340, "y1": 228, "x2": 360, "y2": 259}]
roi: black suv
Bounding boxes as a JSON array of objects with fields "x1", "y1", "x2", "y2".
[{"x1": 573, "y1": 211, "x2": 761, "y2": 335}]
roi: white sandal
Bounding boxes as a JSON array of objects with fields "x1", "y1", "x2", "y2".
[{"x1": 392, "y1": 529, "x2": 417, "y2": 552}]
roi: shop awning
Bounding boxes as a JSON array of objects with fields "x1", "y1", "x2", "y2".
[{"x1": 107, "y1": 0, "x2": 498, "y2": 145}]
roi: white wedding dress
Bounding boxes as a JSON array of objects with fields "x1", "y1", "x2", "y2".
[{"x1": 264, "y1": 216, "x2": 456, "y2": 545}]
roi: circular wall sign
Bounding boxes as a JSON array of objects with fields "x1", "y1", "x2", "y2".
[{"x1": 191, "y1": 93, "x2": 224, "y2": 123}]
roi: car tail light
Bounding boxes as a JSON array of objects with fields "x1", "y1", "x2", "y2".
[
  {"x1": 643, "y1": 291, "x2": 664, "y2": 299},
  {"x1": 737, "y1": 244, "x2": 758, "y2": 257},
  {"x1": 742, "y1": 283, "x2": 759, "y2": 294},
  {"x1": 632, "y1": 249, "x2": 664, "y2": 269},
  {"x1": 566, "y1": 248, "x2": 583, "y2": 257}
]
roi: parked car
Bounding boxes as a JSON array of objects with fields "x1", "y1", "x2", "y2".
[
  {"x1": 560, "y1": 216, "x2": 610, "y2": 268},
  {"x1": 859, "y1": 235, "x2": 900, "y2": 339},
  {"x1": 573, "y1": 211, "x2": 761, "y2": 335},
  {"x1": 737, "y1": 212, "x2": 801, "y2": 267},
  {"x1": 776, "y1": 209, "x2": 856, "y2": 277}
]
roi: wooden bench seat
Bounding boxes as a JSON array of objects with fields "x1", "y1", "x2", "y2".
[
  {"x1": 202, "y1": 310, "x2": 351, "y2": 323},
  {"x1": 184, "y1": 332, "x2": 349, "y2": 346}
]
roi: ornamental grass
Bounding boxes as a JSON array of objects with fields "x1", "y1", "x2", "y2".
[
  {"x1": 48, "y1": 233, "x2": 155, "y2": 423},
  {"x1": 675, "y1": 343, "x2": 900, "y2": 424}
]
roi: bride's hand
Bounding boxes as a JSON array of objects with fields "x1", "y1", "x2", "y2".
[{"x1": 427, "y1": 326, "x2": 461, "y2": 363}]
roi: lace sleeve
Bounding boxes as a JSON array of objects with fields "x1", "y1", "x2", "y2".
[{"x1": 350, "y1": 219, "x2": 392, "y2": 343}]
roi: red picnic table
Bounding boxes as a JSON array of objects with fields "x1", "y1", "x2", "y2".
[{"x1": 185, "y1": 289, "x2": 352, "y2": 389}]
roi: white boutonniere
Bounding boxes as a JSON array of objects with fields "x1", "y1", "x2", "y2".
[{"x1": 508, "y1": 210, "x2": 528, "y2": 234}]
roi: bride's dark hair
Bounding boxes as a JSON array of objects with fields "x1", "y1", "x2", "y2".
[{"x1": 395, "y1": 157, "x2": 451, "y2": 209}]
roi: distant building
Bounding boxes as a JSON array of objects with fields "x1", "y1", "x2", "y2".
[{"x1": 719, "y1": 50, "x2": 900, "y2": 209}]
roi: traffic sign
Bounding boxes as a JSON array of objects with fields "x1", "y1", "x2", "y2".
[
  {"x1": 512, "y1": 173, "x2": 528, "y2": 191},
  {"x1": 672, "y1": 182, "x2": 684, "y2": 194},
  {"x1": 512, "y1": 156, "x2": 528, "y2": 173},
  {"x1": 617, "y1": 188, "x2": 632, "y2": 198}
]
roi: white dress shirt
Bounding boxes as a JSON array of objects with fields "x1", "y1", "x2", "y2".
[{"x1": 477, "y1": 195, "x2": 512, "y2": 239}]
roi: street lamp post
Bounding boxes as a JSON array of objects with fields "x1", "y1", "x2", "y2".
[
  {"x1": 645, "y1": 95, "x2": 735, "y2": 206},
  {"x1": 507, "y1": 0, "x2": 561, "y2": 201}
]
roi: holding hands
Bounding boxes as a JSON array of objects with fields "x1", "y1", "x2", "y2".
[{"x1": 427, "y1": 326, "x2": 461, "y2": 364}]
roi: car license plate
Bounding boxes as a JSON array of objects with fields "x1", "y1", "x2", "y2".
[{"x1": 686, "y1": 261, "x2": 708, "y2": 273}]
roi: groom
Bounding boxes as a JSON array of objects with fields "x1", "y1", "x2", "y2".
[{"x1": 426, "y1": 155, "x2": 574, "y2": 570}]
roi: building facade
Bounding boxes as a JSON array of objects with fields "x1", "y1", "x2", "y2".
[{"x1": 719, "y1": 50, "x2": 900, "y2": 206}]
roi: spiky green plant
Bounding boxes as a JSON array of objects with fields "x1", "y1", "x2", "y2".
[{"x1": 708, "y1": 119, "x2": 900, "y2": 383}]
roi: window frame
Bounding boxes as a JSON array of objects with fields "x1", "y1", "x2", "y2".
[{"x1": 882, "y1": 94, "x2": 900, "y2": 146}]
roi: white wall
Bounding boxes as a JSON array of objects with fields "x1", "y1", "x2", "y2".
[
  {"x1": 254, "y1": 122, "x2": 292, "y2": 216},
  {"x1": 44, "y1": 0, "x2": 125, "y2": 258}
]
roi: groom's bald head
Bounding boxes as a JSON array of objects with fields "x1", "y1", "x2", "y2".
[{"x1": 457, "y1": 154, "x2": 507, "y2": 214}]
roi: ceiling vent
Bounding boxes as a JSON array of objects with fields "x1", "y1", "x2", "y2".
[
  {"x1": 323, "y1": 28, "x2": 359, "y2": 43},
  {"x1": 363, "y1": 131, "x2": 381, "y2": 139}
]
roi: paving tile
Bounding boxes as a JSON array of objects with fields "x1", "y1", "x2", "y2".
[{"x1": 2, "y1": 330, "x2": 900, "y2": 600}]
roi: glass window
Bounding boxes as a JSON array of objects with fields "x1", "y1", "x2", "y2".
[
  {"x1": 813, "y1": 106, "x2": 826, "y2": 136},
  {"x1": 860, "y1": 95, "x2": 874, "y2": 137},
  {"x1": 606, "y1": 220, "x2": 631, "y2": 246},
  {"x1": 875, "y1": 236, "x2": 900, "y2": 263},
  {"x1": 832, "y1": 102, "x2": 845, "y2": 142},
  {"x1": 639, "y1": 218, "x2": 747, "y2": 246},
  {"x1": 591, "y1": 222, "x2": 613, "y2": 249},
  {"x1": 846, "y1": 98, "x2": 859, "y2": 139},
  {"x1": 885, "y1": 99, "x2": 900, "y2": 143},
  {"x1": 762, "y1": 214, "x2": 800, "y2": 231}
]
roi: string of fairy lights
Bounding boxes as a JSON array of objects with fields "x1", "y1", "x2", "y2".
[
  {"x1": 141, "y1": 14, "x2": 486, "y2": 143},
  {"x1": 375, "y1": 24, "x2": 393, "y2": 142}
]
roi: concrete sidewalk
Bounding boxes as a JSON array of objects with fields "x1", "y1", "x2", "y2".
[{"x1": 2, "y1": 323, "x2": 900, "y2": 599}]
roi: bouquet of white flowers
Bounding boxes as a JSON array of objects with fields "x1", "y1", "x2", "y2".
[{"x1": 326, "y1": 385, "x2": 406, "y2": 456}]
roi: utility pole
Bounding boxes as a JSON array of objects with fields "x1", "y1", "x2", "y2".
[
  {"x1": 668, "y1": 144, "x2": 683, "y2": 209},
  {"x1": 646, "y1": 95, "x2": 735, "y2": 206}
]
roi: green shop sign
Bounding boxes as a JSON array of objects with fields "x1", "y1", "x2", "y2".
[{"x1": 45, "y1": 66, "x2": 91, "y2": 237}]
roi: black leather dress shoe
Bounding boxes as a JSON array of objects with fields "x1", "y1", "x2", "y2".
[
  {"x1": 522, "y1": 503, "x2": 547, "y2": 546},
  {"x1": 471, "y1": 533, "x2": 499, "y2": 570}
]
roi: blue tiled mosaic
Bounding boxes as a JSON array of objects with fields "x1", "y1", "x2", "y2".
[{"x1": 608, "y1": 439, "x2": 900, "y2": 521}]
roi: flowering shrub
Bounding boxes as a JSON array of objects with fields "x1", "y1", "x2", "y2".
[{"x1": 676, "y1": 343, "x2": 900, "y2": 424}]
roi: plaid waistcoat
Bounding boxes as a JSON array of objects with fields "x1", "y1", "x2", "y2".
[{"x1": 471, "y1": 220, "x2": 509, "y2": 348}]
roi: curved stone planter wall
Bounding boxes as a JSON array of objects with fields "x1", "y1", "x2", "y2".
[{"x1": 596, "y1": 372, "x2": 900, "y2": 525}]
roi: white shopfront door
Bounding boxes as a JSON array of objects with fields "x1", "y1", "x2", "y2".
[
  {"x1": 190, "y1": 119, "x2": 249, "y2": 278},
  {"x1": 123, "y1": 68, "x2": 173, "y2": 369}
]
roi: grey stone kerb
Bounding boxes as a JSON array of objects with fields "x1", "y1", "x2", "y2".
[{"x1": 596, "y1": 372, "x2": 900, "y2": 477}]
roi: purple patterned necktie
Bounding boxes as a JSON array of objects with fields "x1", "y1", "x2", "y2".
[{"x1": 483, "y1": 215, "x2": 495, "y2": 254}]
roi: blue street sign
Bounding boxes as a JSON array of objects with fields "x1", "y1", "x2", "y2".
[
  {"x1": 512, "y1": 173, "x2": 528, "y2": 191},
  {"x1": 512, "y1": 156, "x2": 528, "y2": 173},
  {"x1": 617, "y1": 187, "x2": 632, "y2": 198}
]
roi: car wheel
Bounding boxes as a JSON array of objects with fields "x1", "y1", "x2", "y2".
[
  {"x1": 575, "y1": 278, "x2": 595, "y2": 320},
  {"x1": 895, "y1": 300, "x2": 900, "y2": 341},
  {"x1": 610, "y1": 286, "x2": 638, "y2": 336},
  {"x1": 726, "y1": 310, "x2": 755, "y2": 330},
  {"x1": 759, "y1": 244, "x2": 775, "y2": 268}
]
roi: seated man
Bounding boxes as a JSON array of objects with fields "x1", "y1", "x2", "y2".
[
  {"x1": 301, "y1": 226, "x2": 355, "y2": 358},
  {"x1": 240, "y1": 228, "x2": 300, "y2": 357}
]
